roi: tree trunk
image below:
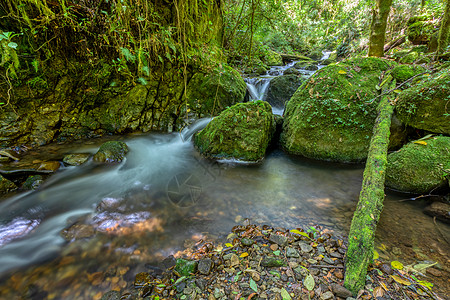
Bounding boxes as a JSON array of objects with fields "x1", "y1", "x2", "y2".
[
  {"x1": 436, "y1": 0, "x2": 450, "y2": 58},
  {"x1": 368, "y1": 0, "x2": 393, "y2": 57},
  {"x1": 344, "y1": 76, "x2": 395, "y2": 295}
]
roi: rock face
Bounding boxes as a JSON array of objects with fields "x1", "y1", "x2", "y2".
[
  {"x1": 194, "y1": 101, "x2": 275, "y2": 162},
  {"x1": 395, "y1": 67, "x2": 450, "y2": 135},
  {"x1": 385, "y1": 136, "x2": 450, "y2": 194},
  {"x1": 281, "y1": 57, "x2": 405, "y2": 162},
  {"x1": 265, "y1": 75, "x2": 306, "y2": 109},
  {"x1": 93, "y1": 141, "x2": 129, "y2": 163}
]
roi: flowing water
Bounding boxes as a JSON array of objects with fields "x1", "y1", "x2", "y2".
[{"x1": 0, "y1": 125, "x2": 449, "y2": 299}]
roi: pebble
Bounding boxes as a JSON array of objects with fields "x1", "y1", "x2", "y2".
[
  {"x1": 300, "y1": 242, "x2": 313, "y2": 253},
  {"x1": 269, "y1": 234, "x2": 288, "y2": 246},
  {"x1": 198, "y1": 258, "x2": 214, "y2": 275},
  {"x1": 320, "y1": 291, "x2": 334, "y2": 300},
  {"x1": 331, "y1": 283, "x2": 353, "y2": 298},
  {"x1": 286, "y1": 247, "x2": 300, "y2": 258}
]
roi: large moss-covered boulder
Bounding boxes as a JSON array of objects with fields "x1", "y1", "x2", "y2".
[
  {"x1": 194, "y1": 101, "x2": 275, "y2": 162},
  {"x1": 386, "y1": 136, "x2": 450, "y2": 193},
  {"x1": 93, "y1": 141, "x2": 129, "y2": 163},
  {"x1": 395, "y1": 67, "x2": 450, "y2": 135},
  {"x1": 281, "y1": 57, "x2": 404, "y2": 162},
  {"x1": 407, "y1": 15, "x2": 439, "y2": 45},
  {"x1": 266, "y1": 75, "x2": 307, "y2": 109},
  {"x1": 184, "y1": 65, "x2": 247, "y2": 119}
]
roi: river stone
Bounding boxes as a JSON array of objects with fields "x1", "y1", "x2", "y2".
[
  {"x1": 38, "y1": 161, "x2": 61, "y2": 172},
  {"x1": 294, "y1": 61, "x2": 318, "y2": 71},
  {"x1": 281, "y1": 57, "x2": 406, "y2": 162},
  {"x1": 198, "y1": 258, "x2": 214, "y2": 275},
  {"x1": 21, "y1": 175, "x2": 44, "y2": 190},
  {"x1": 385, "y1": 136, "x2": 450, "y2": 193},
  {"x1": 93, "y1": 141, "x2": 129, "y2": 163},
  {"x1": 269, "y1": 233, "x2": 288, "y2": 246},
  {"x1": 63, "y1": 153, "x2": 90, "y2": 166},
  {"x1": 395, "y1": 67, "x2": 450, "y2": 135},
  {"x1": 175, "y1": 258, "x2": 198, "y2": 277},
  {"x1": 286, "y1": 247, "x2": 300, "y2": 258},
  {"x1": 299, "y1": 242, "x2": 313, "y2": 253},
  {"x1": 100, "y1": 290, "x2": 121, "y2": 300},
  {"x1": 261, "y1": 257, "x2": 285, "y2": 267},
  {"x1": 0, "y1": 174, "x2": 16, "y2": 193},
  {"x1": 320, "y1": 291, "x2": 334, "y2": 300},
  {"x1": 194, "y1": 101, "x2": 275, "y2": 162},
  {"x1": 424, "y1": 202, "x2": 450, "y2": 223},
  {"x1": 265, "y1": 75, "x2": 306, "y2": 109},
  {"x1": 241, "y1": 237, "x2": 255, "y2": 247}
]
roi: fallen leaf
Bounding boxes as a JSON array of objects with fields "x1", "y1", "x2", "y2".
[
  {"x1": 338, "y1": 70, "x2": 347, "y2": 74},
  {"x1": 304, "y1": 274, "x2": 315, "y2": 291},
  {"x1": 413, "y1": 262, "x2": 437, "y2": 273},
  {"x1": 249, "y1": 278, "x2": 258, "y2": 292},
  {"x1": 391, "y1": 261, "x2": 404, "y2": 270},
  {"x1": 373, "y1": 286, "x2": 384, "y2": 298},
  {"x1": 390, "y1": 275, "x2": 411, "y2": 286},
  {"x1": 240, "y1": 252, "x2": 249, "y2": 258},
  {"x1": 281, "y1": 288, "x2": 292, "y2": 300},
  {"x1": 225, "y1": 243, "x2": 233, "y2": 247},
  {"x1": 413, "y1": 140, "x2": 427, "y2": 145},
  {"x1": 373, "y1": 250, "x2": 379, "y2": 260}
]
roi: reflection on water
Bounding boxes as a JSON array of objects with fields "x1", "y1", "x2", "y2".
[{"x1": 0, "y1": 131, "x2": 449, "y2": 299}]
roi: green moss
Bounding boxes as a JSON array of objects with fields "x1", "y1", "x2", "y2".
[
  {"x1": 175, "y1": 259, "x2": 198, "y2": 277},
  {"x1": 194, "y1": 101, "x2": 275, "y2": 162},
  {"x1": 395, "y1": 67, "x2": 450, "y2": 134},
  {"x1": 263, "y1": 50, "x2": 283, "y2": 66},
  {"x1": 185, "y1": 64, "x2": 246, "y2": 118},
  {"x1": 407, "y1": 19, "x2": 438, "y2": 45},
  {"x1": 93, "y1": 141, "x2": 129, "y2": 163},
  {"x1": 385, "y1": 136, "x2": 450, "y2": 193},
  {"x1": 0, "y1": 174, "x2": 16, "y2": 193},
  {"x1": 399, "y1": 52, "x2": 419, "y2": 64},
  {"x1": 281, "y1": 57, "x2": 402, "y2": 162},
  {"x1": 389, "y1": 64, "x2": 426, "y2": 86}
]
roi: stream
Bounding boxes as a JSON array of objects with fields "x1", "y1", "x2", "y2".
[{"x1": 0, "y1": 57, "x2": 449, "y2": 299}]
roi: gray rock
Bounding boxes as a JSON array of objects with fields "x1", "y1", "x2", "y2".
[
  {"x1": 299, "y1": 242, "x2": 313, "y2": 253},
  {"x1": 331, "y1": 283, "x2": 353, "y2": 298},
  {"x1": 241, "y1": 237, "x2": 255, "y2": 247},
  {"x1": 198, "y1": 258, "x2": 214, "y2": 275},
  {"x1": 100, "y1": 290, "x2": 121, "y2": 300},
  {"x1": 320, "y1": 291, "x2": 334, "y2": 300},
  {"x1": 286, "y1": 247, "x2": 300, "y2": 258},
  {"x1": 323, "y1": 256, "x2": 335, "y2": 265},
  {"x1": 269, "y1": 234, "x2": 288, "y2": 246}
]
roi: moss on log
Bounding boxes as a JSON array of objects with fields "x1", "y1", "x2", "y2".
[{"x1": 344, "y1": 80, "x2": 395, "y2": 294}]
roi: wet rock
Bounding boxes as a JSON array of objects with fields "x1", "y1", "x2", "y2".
[
  {"x1": 0, "y1": 174, "x2": 16, "y2": 193},
  {"x1": 134, "y1": 272, "x2": 151, "y2": 288},
  {"x1": 241, "y1": 237, "x2": 255, "y2": 247},
  {"x1": 38, "y1": 161, "x2": 61, "y2": 172},
  {"x1": 299, "y1": 242, "x2": 313, "y2": 253},
  {"x1": 100, "y1": 290, "x2": 121, "y2": 300},
  {"x1": 286, "y1": 247, "x2": 300, "y2": 258},
  {"x1": 269, "y1": 233, "x2": 288, "y2": 246},
  {"x1": 175, "y1": 258, "x2": 198, "y2": 277},
  {"x1": 93, "y1": 141, "x2": 129, "y2": 163},
  {"x1": 283, "y1": 67, "x2": 300, "y2": 75},
  {"x1": 63, "y1": 153, "x2": 90, "y2": 166},
  {"x1": 21, "y1": 175, "x2": 44, "y2": 190},
  {"x1": 380, "y1": 263, "x2": 393, "y2": 275},
  {"x1": 424, "y1": 202, "x2": 450, "y2": 223},
  {"x1": 265, "y1": 75, "x2": 306, "y2": 109},
  {"x1": 261, "y1": 257, "x2": 285, "y2": 267},
  {"x1": 198, "y1": 258, "x2": 214, "y2": 275},
  {"x1": 61, "y1": 223, "x2": 95, "y2": 240},
  {"x1": 331, "y1": 283, "x2": 353, "y2": 298},
  {"x1": 194, "y1": 101, "x2": 275, "y2": 162},
  {"x1": 386, "y1": 136, "x2": 450, "y2": 193}
]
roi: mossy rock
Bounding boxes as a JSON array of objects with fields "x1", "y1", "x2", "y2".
[
  {"x1": 390, "y1": 64, "x2": 426, "y2": 88},
  {"x1": 185, "y1": 64, "x2": 246, "y2": 118},
  {"x1": 294, "y1": 61, "x2": 318, "y2": 71},
  {"x1": 407, "y1": 16, "x2": 439, "y2": 45},
  {"x1": 266, "y1": 75, "x2": 307, "y2": 109},
  {"x1": 281, "y1": 57, "x2": 405, "y2": 163},
  {"x1": 194, "y1": 101, "x2": 275, "y2": 162},
  {"x1": 93, "y1": 141, "x2": 129, "y2": 163},
  {"x1": 175, "y1": 258, "x2": 198, "y2": 277},
  {"x1": 0, "y1": 174, "x2": 16, "y2": 193},
  {"x1": 386, "y1": 136, "x2": 450, "y2": 193},
  {"x1": 399, "y1": 52, "x2": 419, "y2": 64},
  {"x1": 21, "y1": 175, "x2": 44, "y2": 190},
  {"x1": 264, "y1": 50, "x2": 283, "y2": 66},
  {"x1": 321, "y1": 52, "x2": 338, "y2": 65},
  {"x1": 395, "y1": 67, "x2": 450, "y2": 134}
]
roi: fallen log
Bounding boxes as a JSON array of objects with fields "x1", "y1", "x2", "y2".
[
  {"x1": 384, "y1": 35, "x2": 406, "y2": 52},
  {"x1": 344, "y1": 75, "x2": 395, "y2": 295}
]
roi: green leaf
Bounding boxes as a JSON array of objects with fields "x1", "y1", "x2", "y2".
[
  {"x1": 269, "y1": 271, "x2": 280, "y2": 278},
  {"x1": 280, "y1": 288, "x2": 292, "y2": 300},
  {"x1": 413, "y1": 262, "x2": 437, "y2": 273},
  {"x1": 249, "y1": 278, "x2": 258, "y2": 293},
  {"x1": 120, "y1": 47, "x2": 135, "y2": 62},
  {"x1": 174, "y1": 276, "x2": 186, "y2": 285},
  {"x1": 391, "y1": 261, "x2": 404, "y2": 270},
  {"x1": 303, "y1": 274, "x2": 315, "y2": 291},
  {"x1": 137, "y1": 77, "x2": 148, "y2": 85},
  {"x1": 7, "y1": 42, "x2": 18, "y2": 49},
  {"x1": 273, "y1": 250, "x2": 281, "y2": 256}
]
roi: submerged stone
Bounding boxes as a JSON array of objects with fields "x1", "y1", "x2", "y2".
[
  {"x1": 93, "y1": 141, "x2": 129, "y2": 163},
  {"x1": 63, "y1": 153, "x2": 90, "y2": 166},
  {"x1": 21, "y1": 175, "x2": 44, "y2": 190},
  {"x1": 194, "y1": 101, "x2": 275, "y2": 162},
  {"x1": 385, "y1": 136, "x2": 450, "y2": 193},
  {"x1": 281, "y1": 57, "x2": 404, "y2": 162},
  {"x1": 0, "y1": 174, "x2": 16, "y2": 193}
]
